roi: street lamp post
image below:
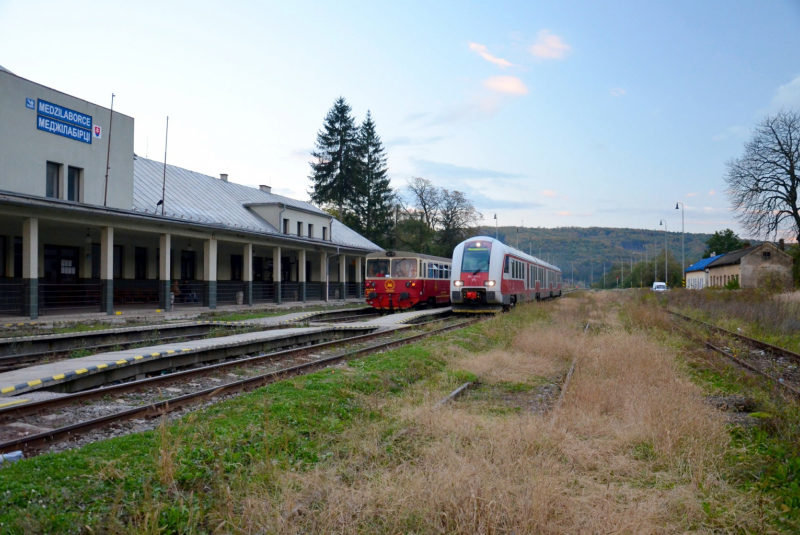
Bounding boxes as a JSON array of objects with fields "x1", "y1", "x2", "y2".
[
  {"x1": 675, "y1": 202, "x2": 685, "y2": 286},
  {"x1": 659, "y1": 219, "x2": 668, "y2": 285},
  {"x1": 493, "y1": 213, "x2": 498, "y2": 240}
]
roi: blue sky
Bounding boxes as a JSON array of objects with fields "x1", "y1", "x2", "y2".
[{"x1": 2, "y1": 0, "x2": 799, "y2": 238}]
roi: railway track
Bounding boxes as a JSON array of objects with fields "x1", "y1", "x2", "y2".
[
  {"x1": 0, "y1": 307, "x2": 378, "y2": 373},
  {"x1": 0, "y1": 316, "x2": 476, "y2": 456},
  {"x1": 670, "y1": 311, "x2": 800, "y2": 398}
]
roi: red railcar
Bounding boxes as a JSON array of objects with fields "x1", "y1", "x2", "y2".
[{"x1": 365, "y1": 251, "x2": 452, "y2": 310}]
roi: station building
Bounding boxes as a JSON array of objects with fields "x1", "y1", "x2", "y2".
[
  {"x1": 684, "y1": 242, "x2": 793, "y2": 290},
  {"x1": 0, "y1": 66, "x2": 381, "y2": 319}
]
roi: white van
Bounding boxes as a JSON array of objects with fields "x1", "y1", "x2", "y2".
[{"x1": 652, "y1": 282, "x2": 668, "y2": 292}]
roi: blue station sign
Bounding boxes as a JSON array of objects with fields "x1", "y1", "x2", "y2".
[{"x1": 36, "y1": 99, "x2": 92, "y2": 144}]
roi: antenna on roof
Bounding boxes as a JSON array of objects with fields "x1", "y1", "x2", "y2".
[
  {"x1": 103, "y1": 93, "x2": 115, "y2": 207},
  {"x1": 160, "y1": 116, "x2": 169, "y2": 216}
]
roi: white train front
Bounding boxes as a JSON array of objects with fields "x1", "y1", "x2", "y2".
[{"x1": 450, "y1": 236, "x2": 562, "y2": 313}]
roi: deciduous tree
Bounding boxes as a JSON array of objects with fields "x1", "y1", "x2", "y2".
[
  {"x1": 702, "y1": 229, "x2": 743, "y2": 258},
  {"x1": 726, "y1": 110, "x2": 800, "y2": 244}
]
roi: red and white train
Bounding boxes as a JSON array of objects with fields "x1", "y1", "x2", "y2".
[
  {"x1": 450, "y1": 236, "x2": 562, "y2": 313},
  {"x1": 365, "y1": 251, "x2": 453, "y2": 310}
]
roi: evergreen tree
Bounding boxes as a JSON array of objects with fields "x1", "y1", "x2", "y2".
[
  {"x1": 309, "y1": 97, "x2": 360, "y2": 219},
  {"x1": 351, "y1": 111, "x2": 395, "y2": 247}
]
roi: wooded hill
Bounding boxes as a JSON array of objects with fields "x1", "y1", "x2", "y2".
[{"x1": 470, "y1": 226, "x2": 713, "y2": 286}]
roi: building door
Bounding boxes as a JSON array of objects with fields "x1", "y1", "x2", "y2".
[
  {"x1": 181, "y1": 251, "x2": 196, "y2": 280},
  {"x1": 43, "y1": 245, "x2": 79, "y2": 284}
]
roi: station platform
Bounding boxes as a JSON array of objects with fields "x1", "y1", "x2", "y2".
[
  {"x1": 359, "y1": 307, "x2": 452, "y2": 326},
  {"x1": 0, "y1": 325, "x2": 371, "y2": 398},
  {"x1": 0, "y1": 299, "x2": 366, "y2": 330}
]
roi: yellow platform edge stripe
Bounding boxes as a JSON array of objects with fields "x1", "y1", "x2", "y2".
[
  {"x1": 0, "y1": 399, "x2": 29, "y2": 409},
  {"x1": 0, "y1": 386, "x2": 15, "y2": 394}
]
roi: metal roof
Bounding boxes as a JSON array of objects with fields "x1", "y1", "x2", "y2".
[
  {"x1": 132, "y1": 156, "x2": 382, "y2": 251},
  {"x1": 684, "y1": 254, "x2": 724, "y2": 273}
]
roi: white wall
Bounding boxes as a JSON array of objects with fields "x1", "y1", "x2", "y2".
[{"x1": 0, "y1": 70, "x2": 135, "y2": 210}]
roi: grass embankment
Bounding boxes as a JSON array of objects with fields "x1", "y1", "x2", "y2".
[
  {"x1": 643, "y1": 288, "x2": 800, "y2": 529},
  {"x1": 664, "y1": 288, "x2": 800, "y2": 353},
  {"x1": 0, "y1": 293, "x2": 776, "y2": 533}
]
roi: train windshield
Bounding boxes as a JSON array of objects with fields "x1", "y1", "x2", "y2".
[
  {"x1": 366, "y1": 259, "x2": 390, "y2": 277},
  {"x1": 391, "y1": 258, "x2": 418, "y2": 278},
  {"x1": 461, "y1": 241, "x2": 492, "y2": 273}
]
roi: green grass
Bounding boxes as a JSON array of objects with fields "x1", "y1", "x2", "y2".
[
  {"x1": 673, "y1": 319, "x2": 800, "y2": 530},
  {"x1": 0, "y1": 314, "x2": 477, "y2": 533}
]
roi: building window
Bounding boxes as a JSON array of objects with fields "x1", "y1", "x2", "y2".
[
  {"x1": 181, "y1": 250, "x2": 196, "y2": 280},
  {"x1": 297, "y1": 221, "x2": 303, "y2": 236},
  {"x1": 283, "y1": 218, "x2": 290, "y2": 234},
  {"x1": 67, "y1": 167, "x2": 81, "y2": 202},
  {"x1": 322, "y1": 227, "x2": 328, "y2": 241},
  {"x1": 134, "y1": 247, "x2": 147, "y2": 280},
  {"x1": 230, "y1": 254, "x2": 243, "y2": 281},
  {"x1": 763, "y1": 251, "x2": 771, "y2": 260},
  {"x1": 46, "y1": 162, "x2": 60, "y2": 198},
  {"x1": 113, "y1": 245, "x2": 124, "y2": 279},
  {"x1": 308, "y1": 224, "x2": 314, "y2": 238}
]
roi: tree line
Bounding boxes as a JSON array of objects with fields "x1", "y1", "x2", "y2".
[{"x1": 308, "y1": 97, "x2": 480, "y2": 256}]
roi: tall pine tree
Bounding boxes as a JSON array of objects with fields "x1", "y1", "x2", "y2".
[
  {"x1": 352, "y1": 111, "x2": 395, "y2": 247},
  {"x1": 308, "y1": 97, "x2": 359, "y2": 220}
]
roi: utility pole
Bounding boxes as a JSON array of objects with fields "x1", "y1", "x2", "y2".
[
  {"x1": 676, "y1": 202, "x2": 685, "y2": 286},
  {"x1": 659, "y1": 220, "x2": 668, "y2": 285}
]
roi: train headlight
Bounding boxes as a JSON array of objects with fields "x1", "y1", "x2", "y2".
[
  {"x1": 484, "y1": 280, "x2": 496, "y2": 287},
  {"x1": 454, "y1": 280, "x2": 464, "y2": 287}
]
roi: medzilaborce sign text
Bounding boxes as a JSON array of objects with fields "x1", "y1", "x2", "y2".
[{"x1": 36, "y1": 99, "x2": 92, "y2": 144}]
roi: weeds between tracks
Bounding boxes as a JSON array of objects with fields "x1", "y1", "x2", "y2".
[{"x1": 0, "y1": 293, "x2": 777, "y2": 533}]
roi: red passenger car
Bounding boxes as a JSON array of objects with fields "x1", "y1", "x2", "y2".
[{"x1": 365, "y1": 251, "x2": 453, "y2": 310}]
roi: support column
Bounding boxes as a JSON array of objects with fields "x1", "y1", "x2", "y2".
[
  {"x1": 100, "y1": 226, "x2": 114, "y2": 314},
  {"x1": 22, "y1": 219, "x2": 38, "y2": 319},
  {"x1": 243, "y1": 243, "x2": 253, "y2": 306},
  {"x1": 80, "y1": 244, "x2": 92, "y2": 280},
  {"x1": 339, "y1": 254, "x2": 346, "y2": 301},
  {"x1": 273, "y1": 246, "x2": 282, "y2": 304},
  {"x1": 319, "y1": 252, "x2": 327, "y2": 302},
  {"x1": 355, "y1": 256, "x2": 363, "y2": 299},
  {"x1": 204, "y1": 237, "x2": 217, "y2": 309},
  {"x1": 159, "y1": 234, "x2": 172, "y2": 311},
  {"x1": 298, "y1": 249, "x2": 306, "y2": 303}
]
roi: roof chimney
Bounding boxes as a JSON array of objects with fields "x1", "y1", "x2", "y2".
[
  {"x1": 259, "y1": 185, "x2": 272, "y2": 193},
  {"x1": 779, "y1": 238, "x2": 785, "y2": 251},
  {"x1": 220, "y1": 174, "x2": 228, "y2": 182}
]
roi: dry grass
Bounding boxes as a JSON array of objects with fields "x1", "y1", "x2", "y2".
[{"x1": 207, "y1": 295, "x2": 760, "y2": 534}]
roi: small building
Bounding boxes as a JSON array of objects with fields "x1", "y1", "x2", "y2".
[
  {"x1": 683, "y1": 254, "x2": 723, "y2": 289},
  {"x1": 0, "y1": 66, "x2": 381, "y2": 319},
  {"x1": 701, "y1": 243, "x2": 793, "y2": 289}
]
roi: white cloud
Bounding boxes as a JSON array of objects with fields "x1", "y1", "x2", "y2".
[
  {"x1": 468, "y1": 42, "x2": 516, "y2": 68},
  {"x1": 529, "y1": 30, "x2": 571, "y2": 60},
  {"x1": 610, "y1": 88, "x2": 626, "y2": 97},
  {"x1": 557, "y1": 211, "x2": 571, "y2": 216},
  {"x1": 483, "y1": 76, "x2": 529, "y2": 95},
  {"x1": 686, "y1": 192, "x2": 698, "y2": 197},
  {"x1": 542, "y1": 189, "x2": 557, "y2": 197},
  {"x1": 771, "y1": 75, "x2": 800, "y2": 111},
  {"x1": 708, "y1": 190, "x2": 715, "y2": 196}
]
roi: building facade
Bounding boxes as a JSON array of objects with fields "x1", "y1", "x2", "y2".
[
  {"x1": 685, "y1": 243, "x2": 793, "y2": 290},
  {"x1": 0, "y1": 67, "x2": 381, "y2": 319}
]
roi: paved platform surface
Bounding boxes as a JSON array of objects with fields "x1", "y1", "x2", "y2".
[
  {"x1": 0, "y1": 326, "x2": 334, "y2": 398},
  {"x1": 359, "y1": 307, "x2": 451, "y2": 326},
  {"x1": 0, "y1": 299, "x2": 366, "y2": 328}
]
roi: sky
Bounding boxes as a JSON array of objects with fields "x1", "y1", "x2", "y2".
[{"x1": 2, "y1": 0, "x2": 800, "y2": 239}]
